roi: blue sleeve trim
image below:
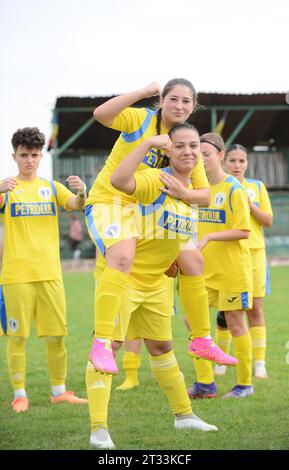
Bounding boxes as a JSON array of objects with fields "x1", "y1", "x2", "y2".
[
  {"x1": 85, "y1": 205, "x2": 106, "y2": 257},
  {"x1": 241, "y1": 292, "x2": 249, "y2": 309},
  {"x1": 226, "y1": 176, "x2": 244, "y2": 212},
  {"x1": 0, "y1": 193, "x2": 8, "y2": 214},
  {"x1": 138, "y1": 191, "x2": 167, "y2": 216},
  {"x1": 245, "y1": 178, "x2": 261, "y2": 193},
  {"x1": 122, "y1": 108, "x2": 156, "y2": 143},
  {"x1": 50, "y1": 180, "x2": 57, "y2": 199},
  {"x1": 0, "y1": 286, "x2": 7, "y2": 334}
]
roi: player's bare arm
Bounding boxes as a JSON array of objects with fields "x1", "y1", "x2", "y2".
[
  {"x1": 197, "y1": 229, "x2": 250, "y2": 251},
  {"x1": 110, "y1": 134, "x2": 172, "y2": 194},
  {"x1": 93, "y1": 82, "x2": 161, "y2": 126},
  {"x1": 66, "y1": 175, "x2": 87, "y2": 210}
]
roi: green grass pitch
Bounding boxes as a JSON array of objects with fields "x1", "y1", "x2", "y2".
[{"x1": 0, "y1": 266, "x2": 289, "y2": 450}]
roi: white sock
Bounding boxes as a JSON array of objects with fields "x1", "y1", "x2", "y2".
[
  {"x1": 14, "y1": 388, "x2": 27, "y2": 399},
  {"x1": 51, "y1": 384, "x2": 66, "y2": 397}
]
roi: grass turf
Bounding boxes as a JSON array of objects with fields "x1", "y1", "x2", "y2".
[{"x1": 0, "y1": 266, "x2": 289, "y2": 450}]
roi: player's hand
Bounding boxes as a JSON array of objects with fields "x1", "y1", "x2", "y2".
[
  {"x1": 149, "y1": 134, "x2": 172, "y2": 153},
  {"x1": 0, "y1": 177, "x2": 17, "y2": 193},
  {"x1": 141, "y1": 82, "x2": 161, "y2": 98},
  {"x1": 197, "y1": 235, "x2": 210, "y2": 252},
  {"x1": 159, "y1": 172, "x2": 187, "y2": 199},
  {"x1": 66, "y1": 175, "x2": 86, "y2": 193},
  {"x1": 165, "y1": 261, "x2": 179, "y2": 278}
]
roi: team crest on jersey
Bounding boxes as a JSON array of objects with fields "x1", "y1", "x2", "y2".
[
  {"x1": 246, "y1": 189, "x2": 255, "y2": 201},
  {"x1": 214, "y1": 192, "x2": 226, "y2": 207},
  {"x1": 9, "y1": 318, "x2": 19, "y2": 333},
  {"x1": 104, "y1": 223, "x2": 121, "y2": 239},
  {"x1": 38, "y1": 186, "x2": 51, "y2": 200}
]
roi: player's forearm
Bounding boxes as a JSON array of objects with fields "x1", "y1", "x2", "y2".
[
  {"x1": 206, "y1": 229, "x2": 250, "y2": 242},
  {"x1": 180, "y1": 187, "x2": 210, "y2": 206},
  {"x1": 110, "y1": 140, "x2": 152, "y2": 194},
  {"x1": 93, "y1": 89, "x2": 147, "y2": 126},
  {"x1": 250, "y1": 204, "x2": 273, "y2": 228},
  {"x1": 67, "y1": 187, "x2": 87, "y2": 211}
]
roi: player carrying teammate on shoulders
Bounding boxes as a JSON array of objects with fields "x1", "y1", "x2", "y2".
[{"x1": 0, "y1": 127, "x2": 88, "y2": 412}]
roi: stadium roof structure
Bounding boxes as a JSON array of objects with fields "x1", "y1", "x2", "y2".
[{"x1": 51, "y1": 93, "x2": 289, "y2": 157}]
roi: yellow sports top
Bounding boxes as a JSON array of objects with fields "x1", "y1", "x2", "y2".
[
  {"x1": 242, "y1": 178, "x2": 273, "y2": 249},
  {"x1": 94, "y1": 168, "x2": 198, "y2": 290},
  {"x1": 199, "y1": 174, "x2": 252, "y2": 292},
  {"x1": 0, "y1": 177, "x2": 73, "y2": 285},
  {"x1": 86, "y1": 107, "x2": 208, "y2": 206}
]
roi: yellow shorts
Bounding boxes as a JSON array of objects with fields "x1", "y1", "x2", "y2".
[
  {"x1": 251, "y1": 248, "x2": 270, "y2": 297},
  {"x1": 85, "y1": 202, "x2": 140, "y2": 254},
  {"x1": 2, "y1": 280, "x2": 67, "y2": 338},
  {"x1": 112, "y1": 283, "x2": 172, "y2": 342},
  {"x1": 206, "y1": 286, "x2": 252, "y2": 311}
]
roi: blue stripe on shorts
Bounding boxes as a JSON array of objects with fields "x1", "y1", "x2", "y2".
[{"x1": 0, "y1": 285, "x2": 7, "y2": 334}]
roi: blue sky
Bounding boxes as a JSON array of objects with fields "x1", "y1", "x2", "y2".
[{"x1": 1, "y1": 0, "x2": 288, "y2": 179}]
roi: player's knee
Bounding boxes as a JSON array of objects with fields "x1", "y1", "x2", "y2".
[
  {"x1": 148, "y1": 340, "x2": 172, "y2": 356},
  {"x1": 217, "y1": 311, "x2": 228, "y2": 328}
]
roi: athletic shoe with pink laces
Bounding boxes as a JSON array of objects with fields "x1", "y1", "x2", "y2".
[
  {"x1": 188, "y1": 337, "x2": 238, "y2": 366},
  {"x1": 50, "y1": 391, "x2": 88, "y2": 404},
  {"x1": 89, "y1": 338, "x2": 119, "y2": 374},
  {"x1": 11, "y1": 397, "x2": 29, "y2": 413}
]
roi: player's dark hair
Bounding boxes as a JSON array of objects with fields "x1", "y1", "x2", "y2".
[
  {"x1": 168, "y1": 122, "x2": 199, "y2": 139},
  {"x1": 156, "y1": 78, "x2": 198, "y2": 167},
  {"x1": 11, "y1": 127, "x2": 45, "y2": 151},
  {"x1": 225, "y1": 143, "x2": 247, "y2": 158},
  {"x1": 200, "y1": 132, "x2": 225, "y2": 152}
]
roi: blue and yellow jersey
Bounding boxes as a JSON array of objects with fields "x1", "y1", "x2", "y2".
[
  {"x1": 242, "y1": 178, "x2": 273, "y2": 249},
  {"x1": 94, "y1": 168, "x2": 198, "y2": 290},
  {"x1": 86, "y1": 107, "x2": 208, "y2": 206},
  {"x1": 0, "y1": 177, "x2": 74, "y2": 285},
  {"x1": 199, "y1": 174, "x2": 252, "y2": 292}
]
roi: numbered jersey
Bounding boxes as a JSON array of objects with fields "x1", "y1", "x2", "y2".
[
  {"x1": 0, "y1": 177, "x2": 73, "y2": 284},
  {"x1": 86, "y1": 107, "x2": 208, "y2": 206},
  {"x1": 199, "y1": 174, "x2": 252, "y2": 292}
]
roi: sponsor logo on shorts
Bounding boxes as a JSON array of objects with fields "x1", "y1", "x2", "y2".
[
  {"x1": 38, "y1": 186, "x2": 52, "y2": 199},
  {"x1": 104, "y1": 223, "x2": 121, "y2": 239},
  {"x1": 227, "y1": 296, "x2": 238, "y2": 303},
  {"x1": 9, "y1": 318, "x2": 19, "y2": 333}
]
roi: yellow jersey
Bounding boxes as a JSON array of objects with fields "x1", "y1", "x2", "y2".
[
  {"x1": 0, "y1": 177, "x2": 73, "y2": 285},
  {"x1": 242, "y1": 178, "x2": 273, "y2": 249},
  {"x1": 86, "y1": 107, "x2": 208, "y2": 206},
  {"x1": 199, "y1": 174, "x2": 252, "y2": 292},
  {"x1": 94, "y1": 167, "x2": 198, "y2": 290}
]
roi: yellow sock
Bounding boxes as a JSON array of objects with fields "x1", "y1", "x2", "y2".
[
  {"x1": 179, "y1": 274, "x2": 211, "y2": 338},
  {"x1": 116, "y1": 351, "x2": 140, "y2": 390},
  {"x1": 216, "y1": 328, "x2": 232, "y2": 354},
  {"x1": 45, "y1": 336, "x2": 67, "y2": 386},
  {"x1": 94, "y1": 267, "x2": 128, "y2": 340},
  {"x1": 150, "y1": 351, "x2": 192, "y2": 416},
  {"x1": 7, "y1": 336, "x2": 26, "y2": 391},
  {"x1": 232, "y1": 332, "x2": 252, "y2": 386},
  {"x1": 250, "y1": 326, "x2": 266, "y2": 362},
  {"x1": 86, "y1": 361, "x2": 112, "y2": 431},
  {"x1": 193, "y1": 357, "x2": 214, "y2": 384}
]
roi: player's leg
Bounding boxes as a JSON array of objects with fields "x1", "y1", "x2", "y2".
[
  {"x1": 85, "y1": 203, "x2": 138, "y2": 374},
  {"x1": 116, "y1": 337, "x2": 142, "y2": 390},
  {"x1": 3, "y1": 283, "x2": 33, "y2": 412},
  {"x1": 36, "y1": 280, "x2": 87, "y2": 404},
  {"x1": 247, "y1": 249, "x2": 268, "y2": 378},
  {"x1": 223, "y1": 308, "x2": 254, "y2": 398},
  {"x1": 177, "y1": 248, "x2": 237, "y2": 366}
]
